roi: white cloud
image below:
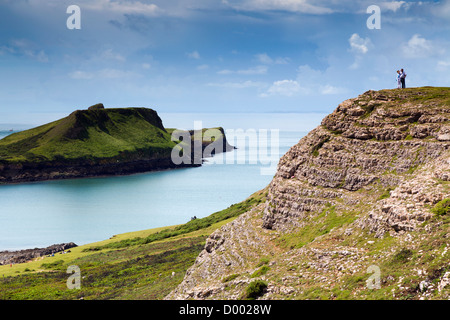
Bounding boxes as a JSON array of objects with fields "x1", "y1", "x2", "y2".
[
  {"x1": 222, "y1": 0, "x2": 334, "y2": 14},
  {"x1": 348, "y1": 33, "x2": 372, "y2": 69},
  {"x1": 274, "y1": 57, "x2": 291, "y2": 64},
  {"x1": 255, "y1": 53, "x2": 273, "y2": 64},
  {"x1": 432, "y1": 0, "x2": 450, "y2": 20},
  {"x1": 218, "y1": 65, "x2": 268, "y2": 75},
  {"x1": 0, "y1": 39, "x2": 49, "y2": 62},
  {"x1": 261, "y1": 65, "x2": 348, "y2": 97},
  {"x1": 255, "y1": 53, "x2": 290, "y2": 65},
  {"x1": 320, "y1": 84, "x2": 347, "y2": 94},
  {"x1": 437, "y1": 60, "x2": 450, "y2": 68},
  {"x1": 217, "y1": 69, "x2": 232, "y2": 75},
  {"x1": 349, "y1": 33, "x2": 371, "y2": 55},
  {"x1": 69, "y1": 70, "x2": 94, "y2": 80},
  {"x1": 197, "y1": 64, "x2": 209, "y2": 70},
  {"x1": 238, "y1": 65, "x2": 268, "y2": 75},
  {"x1": 100, "y1": 48, "x2": 126, "y2": 62},
  {"x1": 83, "y1": 0, "x2": 162, "y2": 16},
  {"x1": 260, "y1": 80, "x2": 305, "y2": 97},
  {"x1": 187, "y1": 51, "x2": 200, "y2": 59},
  {"x1": 436, "y1": 60, "x2": 450, "y2": 73},
  {"x1": 69, "y1": 68, "x2": 137, "y2": 80},
  {"x1": 207, "y1": 80, "x2": 265, "y2": 89},
  {"x1": 221, "y1": 0, "x2": 416, "y2": 15},
  {"x1": 402, "y1": 34, "x2": 444, "y2": 59},
  {"x1": 380, "y1": 1, "x2": 406, "y2": 12}
]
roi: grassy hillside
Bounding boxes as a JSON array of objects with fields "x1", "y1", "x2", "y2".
[
  {"x1": 0, "y1": 106, "x2": 174, "y2": 163},
  {"x1": 0, "y1": 104, "x2": 233, "y2": 184},
  {"x1": 0, "y1": 189, "x2": 267, "y2": 299}
]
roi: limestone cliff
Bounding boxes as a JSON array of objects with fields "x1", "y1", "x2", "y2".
[{"x1": 166, "y1": 87, "x2": 450, "y2": 300}]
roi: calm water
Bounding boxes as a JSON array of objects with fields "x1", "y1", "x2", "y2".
[{"x1": 0, "y1": 113, "x2": 325, "y2": 250}]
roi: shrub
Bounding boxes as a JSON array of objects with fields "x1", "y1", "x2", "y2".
[
  {"x1": 242, "y1": 280, "x2": 268, "y2": 300},
  {"x1": 390, "y1": 248, "x2": 413, "y2": 265},
  {"x1": 431, "y1": 198, "x2": 450, "y2": 216}
]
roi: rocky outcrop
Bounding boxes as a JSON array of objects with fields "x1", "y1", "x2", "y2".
[
  {"x1": 357, "y1": 153, "x2": 449, "y2": 237},
  {"x1": 167, "y1": 87, "x2": 450, "y2": 300},
  {"x1": 166, "y1": 205, "x2": 278, "y2": 299},
  {"x1": 0, "y1": 243, "x2": 77, "y2": 265},
  {"x1": 0, "y1": 156, "x2": 190, "y2": 184},
  {"x1": 263, "y1": 88, "x2": 449, "y2": 231}
]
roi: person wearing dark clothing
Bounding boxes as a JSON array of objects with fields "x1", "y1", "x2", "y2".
[{"x1": 400, "y1": 68, "x2": 406, "y2": 88}]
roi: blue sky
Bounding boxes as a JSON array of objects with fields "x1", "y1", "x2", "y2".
[{"x1": 1, "y1": 0, "x2": 450, "y2": 122}]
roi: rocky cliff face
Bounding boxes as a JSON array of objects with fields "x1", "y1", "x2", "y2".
[{"x1": 166, "y1": 87, "x2": 450, "y2": 300}]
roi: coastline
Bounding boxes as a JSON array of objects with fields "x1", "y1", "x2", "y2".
[
  {"x1": 0, "y1": 107, "x2": 235, "y2": 185},
  {"x1": 0, "y1": 243, "x2": 78, "y2": 266}
]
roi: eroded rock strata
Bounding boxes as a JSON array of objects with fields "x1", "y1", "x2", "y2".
[{"x1": 167, "y1": 87, "x2": 450, "y2": 300}]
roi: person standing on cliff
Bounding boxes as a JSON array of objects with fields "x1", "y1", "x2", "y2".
[
  {"x1": 396, "y1": 70, "x2": 401, "y2": 88},
  {"x1": 400, "y1": 68, "x2": 407, "y2": 88}
]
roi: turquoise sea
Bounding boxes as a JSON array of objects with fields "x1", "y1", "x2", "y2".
[{"x1": 0, "y1": 113, "x2": 326, "y2": 250}]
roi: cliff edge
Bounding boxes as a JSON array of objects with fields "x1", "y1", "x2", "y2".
[{"x1": 167, "y1": 87, "x2": 450, "y2": 300}]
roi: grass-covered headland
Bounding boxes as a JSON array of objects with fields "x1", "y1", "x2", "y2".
[{"x1": 0, "y1": 103, "x2": 232, "y2": 184}]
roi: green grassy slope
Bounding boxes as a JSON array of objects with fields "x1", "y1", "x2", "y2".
[
  {"x1": 0, "y1": 107, "x2": 174, "y2": 163},
  {"x1": 0, "y1": 189, "x2": 267, "y2": 299}
]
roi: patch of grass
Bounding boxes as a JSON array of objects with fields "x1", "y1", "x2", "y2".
[
  {"x1": 360, "y1": 102, "x2": 380, "y2": 118},
  {"x1": 311, "y1": 137, "x2": 330, "y2": 157},
  {"x1": 222, "y1": 274, "x2": 239, "y2": 283},
  {"x1": 378, "y1": 188, "x2": 393, "y2": 200},
  {"x1": 250, "y1": 265, "x2": 270, "y2": 278},
  {"x1": 0, "y1": 237, "x2": 206, "y2": 300},
  {"x1": 276, "y1": 205, "x2": 357, "y2": 249},
  {"x1": 431, "y1": 198, "x2": 450, "y2": 216},
  {"x1": 406, "y1": 165, "x2": 419, "y2": 174},
  {"x1": 40, "y1": 260, "x2": 65, "y2": 270},
  {"x1": 389, "y1": 248, "x2": 413, "y2": 265},
  {"x1": 257, "y1": 257, "x2": 270, "y2": 267}
]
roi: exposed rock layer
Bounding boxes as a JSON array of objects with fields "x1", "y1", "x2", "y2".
[
  {"x1": 264, "y1": 89, "x2": 449, "y2": 231},
  {"x1": 167, "y1": 87, "x2": 450, "y2": 300},
  {"x1": 0, "y1": 243, "x2": 77, "y2": 265}
]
